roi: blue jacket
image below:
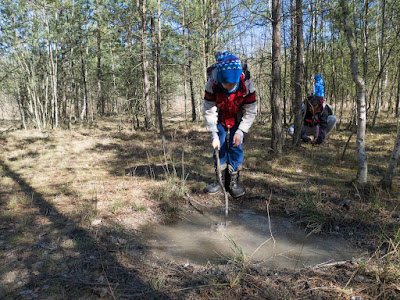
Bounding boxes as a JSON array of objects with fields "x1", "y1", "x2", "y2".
[{"x1": 314, "y1": 74, "x2": 324, "y2": 98}]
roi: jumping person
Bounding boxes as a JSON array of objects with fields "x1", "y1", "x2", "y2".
[{"x1": 203, "y1": 52, "x2": 257, "y2": 198}]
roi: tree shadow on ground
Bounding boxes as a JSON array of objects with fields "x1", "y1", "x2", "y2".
[{"x1": 0, "y1": 159, "x2": 170, "y2": 299}]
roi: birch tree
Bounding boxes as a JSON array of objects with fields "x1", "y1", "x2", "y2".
[{"x1": 341, "y1": 0, "x2": 368, "y2": 183}]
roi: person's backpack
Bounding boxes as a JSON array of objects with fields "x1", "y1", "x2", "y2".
[
  {"x1": 325, "y1": 103, "x2": 333, "y2": 116},
  {"x1": 241, "y1": 62, "x2": 251, "y2": 80}
]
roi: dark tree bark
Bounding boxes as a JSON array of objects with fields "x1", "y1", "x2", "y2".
[
  {"x1": 182, "y1": 4, "x2": 188, "y2": 122},
  {"x1": 60, "y1": 8, "x2": 67, "y2": 119},
  {"x1": 282, "y1": 7, "x2": 288, "y2": 127},
  {"x1": 96, "y1": 0, "x2": 103, "y2": 115},
  {"x1": 396, "y1": 61, "x2": 400, "y2": 116},
  {"x1": 137, "y1": 0, "x2": 152, "y2": 128},
  {"x1": 381, "y1": 126, "x2": 400, "y2": 188},
  {"x1": 292, "y1": 0, "x2": 304, "y2": 146},
  {"x1": 271, "y1": 0, "x2": 283, "y2": 154},
  {"x1": 155, "y1": 0, "x2": 166, "y2": 149},
  {"x1": 188, "y1": 26, "x2": 196, "y2": 122}
]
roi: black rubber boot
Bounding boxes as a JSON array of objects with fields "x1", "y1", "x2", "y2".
[
  {"x1": 227, "y1": 164, "x2": 245, "y2": 198},
  {"x1": 204, "y1": 164, "x2": 227, "y2": 194}
]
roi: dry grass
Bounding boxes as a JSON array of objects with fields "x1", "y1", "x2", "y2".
[{"x1": 0, "y1": 114, "x2": 400, "y2": 299}]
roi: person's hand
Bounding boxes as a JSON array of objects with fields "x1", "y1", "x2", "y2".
[
  {"x1": 212, "y1": 137, "x2": 220, "y2": 150},
  {"x1": 232, "y1": 133, "x2": 242, "y2": 147}
]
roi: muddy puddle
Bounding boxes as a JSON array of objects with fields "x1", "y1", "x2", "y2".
[{"x1": 140, "y1": 209, "x2": 360, "y2": 270}]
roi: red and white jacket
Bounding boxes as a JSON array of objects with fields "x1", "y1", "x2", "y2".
[{"x1": 203, "y1": 72, "x2": 257, "y2": 138}]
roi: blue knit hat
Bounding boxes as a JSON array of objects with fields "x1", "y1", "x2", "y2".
[{"x1": 216, "y1": 53, "x2": 242, "y2": 84}]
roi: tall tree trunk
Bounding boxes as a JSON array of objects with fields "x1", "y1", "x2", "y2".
[
  {"x1": 282, "y1": 8, "x2": 287, "y2": 127},
  {"x1": 151, "y1": 16, "x2": 157, "y2": 120},
  {"x1": 188, "y1": 26, "x2": 196, "y2": 121},
  {"x1": 182, "y1": 3, "x2": 188, "y2": 122},
  {"x1": 137, "y1": 0, "x2": 152, "y2": 128},
  {"x1": 71, "y1": 1, "x2": 78, "y2": 119},
  {"x1": 201, "y1": 0, "x2": 209, "y2": 84},
  {"x1": 396, "y1": 61, "x2": 400, "y2": 116},
  {"x1": 289, "y1": 0, "x2": 296, "y2": 122},
  {"x1": 96, "y1": 0, "x2": 103, "y2": 115},
  {"x1": 156, "y1": 0, "x2": 166, "y2": 148},
  {"x1": 46, "y1": 11, "x2": 58, "y2": 129},
  {"x1": 304, "y1": 0, "x2": 313, "y2": 93},
  {"x1": 340, "y1": 48, "x2": 345, "y2": 127},
  {"x1": 80, "y1": 40, "x2": 88, "y2": 121},
  {"x1": 363, "y1": 0, "x2": 369, "y2": 88},
  {"x1": 293, "y1": 0, "x2": 304, "y2": 146},
  {"x1": 313, "y1": 0, "x2": 318, "y2": 75},
  {"x1": 341, "y1": 0, "x2": 368, "y2": 183},
  {"x1": 271, "y1": 0, "x2": 283, "y2": 153},
  {"x1": 109, "y1": 39, "x2": 117, "y2": 113},
  {"x1": 372, "y1": 0, "x2": 386, "y2": 128},
  {"x1": 60, "y1": 8, "x2": 67, "y2": 119}
]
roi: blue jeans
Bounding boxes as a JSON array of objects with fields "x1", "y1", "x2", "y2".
[{"x1": 213, "y1": 123, "x2": 243, "y2": 171}]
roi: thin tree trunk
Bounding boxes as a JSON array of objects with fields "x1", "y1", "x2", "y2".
[
  {"x1": 289, "y1": 0, "x2": 296, "y2": 123},
  {"x1": 46, "y1": 11, "x2": 58, "y2": 129},
  {"x1": 363, "y1": 0, "x2": 369, "y2": 88},
  {"x1": 381, "y1": 126, "x2": 400, "y2": 188},
  {"x1": 80, "y1": 41, "x2": 88, "y2": 121},
  {"x1": 293, "y1": 0, "x2": 304, "y2": 146},
  {"x1": 17, "y1": 86, "x2": 27, "y2": 130},
  {"x1": 396, "y1": 61, "x2": 400, "y2": 116},
  {"x1": 271, "y1": 0, "x2": 283, "y2": 153},
  {"x1": 188, "y1": 26, "x2": 196, "y2": 122},
  {"x1": 341, "y1": 0, "x2": 368, "y2": 184},
  {"x1": 151, "y1": 16, "x2": 157, "y2": 121},
  {"x1": 60, "y1": 8, "x2": 67, "y2": 119},
  {"x1": 201, "y1": 0, "x2": 208, "y2": 84},
  {"x1": 182, "y1": 4, "x2": 188, "y2": 123},
  {"x1": 283, "y1": 8, "x2": 287, "y2": 127},
  {"x1": 137, "y1": 0, "x2": 152, "y2": 128},
  {"x1": 96, "y1": 0, "x2": 103, "y2": 115},
  {"x1": 109, "y1": 39, "x2": 117, "y2": 113},
  {"x1": 71, "y1": 1, "x2": 78, "y2": 119},
  {"x1": 156, "y1": 0, "x2": 166, "y2": 148},
  {"x1": 340, "y1": 48, "x2": 345, "y2": 127}
]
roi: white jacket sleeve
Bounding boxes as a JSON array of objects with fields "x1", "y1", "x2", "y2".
[
  {"x1": 237, "y1": 79, "x2": 257, "y2": 134},
  {"x1": 203, "y1": 76, "x2": 219, "y2": 137}
]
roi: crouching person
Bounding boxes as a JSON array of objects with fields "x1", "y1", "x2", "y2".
[
  {"x1": 203, "y1": 52, "x2": 257, "y2": 198},
  {"x1": 288, "y1": 95, "x2": 337, "y2": 145}
]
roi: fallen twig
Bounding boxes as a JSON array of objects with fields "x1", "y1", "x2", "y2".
[
  {"x1": 266, "y1": 191, "x2": 276, "y2": 247},
  {"x1": 184, "y1": 192, "x2": 204, "y2": 214}
]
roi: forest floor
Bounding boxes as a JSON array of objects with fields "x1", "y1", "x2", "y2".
[{"x1": 1, "y1": 114, "x2": 400, "y2": 299}]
